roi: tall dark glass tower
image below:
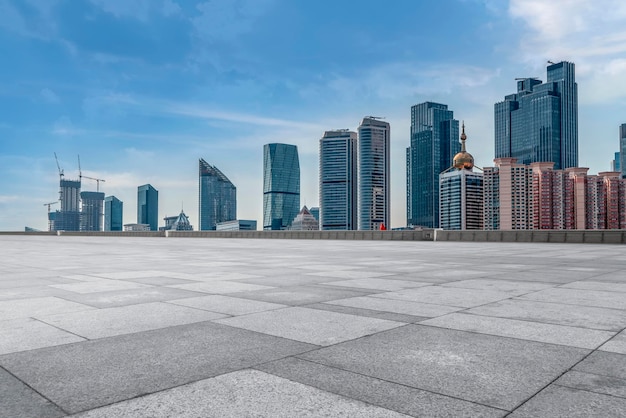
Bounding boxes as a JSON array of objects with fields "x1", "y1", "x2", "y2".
[
  {"x1": 199, "y1": 158, "x2": 237, "y2": 230},
  {"x1": 358, "y1": 117, "x2": 390, "y2": 230},
  {"x1": 104, "y1": 196, "x2": 123, "y2": 231},
  {"x1": 406, "y1": 102, "x2": 459, "y2": 228},
  {"x1": 495, "y1": 61, "x2": 578, "y2": 169},
  {"x1": 137, "y1": 184, "x2": 158, "y2": 231},
  {"x1": 80, "y1": 191, "x2": 104, "y2": 231},
  {"x1": 620, "y1": 123, "x2": 626, "y2": 179},
  {"x1": 263, "y1": 143, "x2": 300, "y2": 230},
  {"x1": 319, "y1": 130, "x2": 357, "y2": 230}
]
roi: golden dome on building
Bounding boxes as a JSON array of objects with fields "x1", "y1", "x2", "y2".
[{"x1": 453, "y1": 123, "x2": 474, "y2": 170}]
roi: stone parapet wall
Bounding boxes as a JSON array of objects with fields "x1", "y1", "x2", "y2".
[{"x1": 434, "y1": 229, "x2": 626, "y2": 244}]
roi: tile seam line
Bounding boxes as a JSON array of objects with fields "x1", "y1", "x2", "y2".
[
  {"x1": 551, "y1": 381, "x2": 626, "y2": 402},
  {"x1": 280, "y1": 356, "x2": 510, "y2": 414},
  {"x1": 0, "y1": 364, "x2": 70, "y2": 416}
]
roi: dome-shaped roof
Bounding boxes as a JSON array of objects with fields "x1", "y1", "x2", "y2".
[{"x1": 453, "y1": 124, "x2": 474, "y2": 170}]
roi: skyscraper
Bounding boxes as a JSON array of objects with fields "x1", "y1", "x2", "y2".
[
  {"x1": 137, "y1": 184, "x2": 158, "y2": 231},
  {"x1": 104, "y1": 196, "x2": 123, "y2": 231},
  {"x1": 263, "y1": 143, "x2": 300, "y2": 230},
  {"x1": 406, "y1": 102, "x2": 459, "y2": 228},
  {"x1": 80, "y1": 191, "x2": 104, "y2": 231},
  {"x1": 495, "y1": 61, "x2": 578, "y2": 169},
  {"x1": 52, "y1": 179, "x2": 81, "y2": 231},
  {"x1": 199, "y1": 158, "x2": 237, "y2": 231},
  {"x1": 619, "y1": 123, "x2": 626, "y2": 179},
  {"x1": 319, "y1": 130, "x2": 357, "y2": 230},
  {"x1": 358, "y1": 117, "x2": 390, "y2": 230}
]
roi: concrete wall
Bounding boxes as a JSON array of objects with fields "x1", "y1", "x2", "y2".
[
  {"x1": 167, "y1": 230, "x2": 434, "y2": 241},
  {"x1": 434, "y1": 229, "x2": 626, "y2": 244}
]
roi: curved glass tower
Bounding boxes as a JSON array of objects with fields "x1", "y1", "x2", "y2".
[
  {"x1": 199, "y1": 158, "x2": 236, "y2": 231},
  {"x1": 263, "y1": 143, "x2": 300, "y2": 230}
]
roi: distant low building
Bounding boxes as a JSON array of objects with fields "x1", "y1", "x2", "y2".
[
  {"x1": 123, "y1": 223, "x2": 151, "y2": 232},
  {"x1": 160, "y1": 210, "x2": 193, "y2": 231},
  {"x1": 290, "y1": 206, "x2": 319, "y2": 230},
  {"x1": 216, "y1": 220, "x2": 257, "y2": 231},
  {"x1": 104, "y1": 196, "x2": 123, "y2": 231}
]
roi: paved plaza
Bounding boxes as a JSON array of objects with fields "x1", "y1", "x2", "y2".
[{"x1": 1, "y1": 235, "x2": 626, "y2": 417}]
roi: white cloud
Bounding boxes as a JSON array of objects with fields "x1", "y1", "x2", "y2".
[
  {"x1": 40, "y1": 87, "x2": 60, "y2": 103},
  {"x1": 192, "y1": 0, "x2": 275, "y2": 42},
  {"x1": 89, "y1": 0, "x2": 181, "y2": 21}
]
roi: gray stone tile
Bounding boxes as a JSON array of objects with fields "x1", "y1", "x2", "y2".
[
  {"x1": 55, "y1": 286, "x2": 208, "y2": 308},
  {"x1": 168, "y1": 281, "x2": 273, "y2": 294},
  {"x1": 574, "y1": 351, "x2": 626, "y2": 380},
  {"x1": 441, "y1": 279, "x2": 554, "y2": 295},
  {"x1": 50, "y1": 279, "x2": 153, "y2": 294},
  {"x1": 421, "y1": 313, "x2": 615, "y2": 349},
  {"x1": 0, "y1": 367, "x2": 65, "y2": 418},
  {"x1": 92, "y1": 270, "x2": 195, "y2": 280},
  {"x1": 563, "y1": 280, "x2": 626, "y2": 293},
  {"x1": 299, "y1": 325, "x2": 588, "y2": 411},
  {"x1": 233, "y1": 285, "x2": 374, "y2": 305},
  {"x1": 509, "y1": 385, "x2": 626, "y2": 417},
  {"x1": 168, "y1": 295, "x2": 287, "y2": 315},
  {"x1": 325, "y1": 295, "x2": 461, "y2": 317},
  {"x1": 600, "y1": 330, "x2": 626, "y2": 354},
  {"x1": 122, "y1": 276, "x2": 199, "y2": 286},
  {"x1": 257, "y1": 357, "x2": 506, "y2": 417},
  {"x1": 0, "y1": 322, "x2": 316, "y2": 414},
  {"x1": 0, "y1": 296, "x2": 95, "y2": 320},
  {"x1": 36, "y1": 302, "x2": 227, "y2": 339},
  {"x1": 373, "y1": 286, "x2": 513, "y2": 308},
  {"x1": 305, "y1": 302, "x2": 429, "y2": 323},
  {"x1": 467, "y1": 299, "x2": 626, "y2": 331},
  {"x1": 520, "y1": 287, "x2": 626, "y2": 310},
  {"x1": 484, "y1": 270, "x2": 579, "y2": 284},
  {"x1": 556, "y1": 370, "x2": 626, "y2": 399},
  {"x1": 306, "y1": 270, "x2": 397, "y2": 279},
  {"x1": 214, "y1": 307, "x2": 403, "y2": 346},
  {"x1": 0, "y1": 318, "x2": 85, "y2": 355},
  {"x1": 0, "y1": 286, "x2": 74, "y2": 302},
  {"x1": 320, "y1": 278, "x2": 431, "y2": 291},
  {"x1": 72, "y1": 370, "x2": 409, "y2": 418}
]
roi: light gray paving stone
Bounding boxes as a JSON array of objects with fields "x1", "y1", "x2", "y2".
[
  {"x1": 168, "y1": 281, "x2": 273, "y2": 294},
  {"x1": 574, "y1": 351, "x2": 626, "y2": 379},
  {"x1": 467, "y1": 299, "x2": 626, "y2": 331},
  {"x1": 320, "y1": 278, "x2": 431, "y2": 291},
  {"x1": 305, "y1": 302, "x2": 429, "y2": 323},
  {"x1": 0, "y1": 318, "x2": 85, "y2": 355},
  {"x1": 257, "y1": 357, "x2": 506, "y2": 417},
  {"x1": 0, "y1": 367, "x2": 65, "y2": 418},
  {"x1": 168, "y1": 295, "x2": 287, "y2": 315},
  {"x1": 233, "y1": 285, "x2": 375, "y2": 305},
  {"x1": 600, "y1": 330, "x2": 626, "y2": 354},
  {"x1": 92, "y1": 270, "x2": 195, "y2": 280},
  {"x1": 484, "y1": 270, "x2": 579, "y2": 284},
  {"x1": 520, "y1": 287, "x2": 626, "y2": 310},
  {"x1": 0, "y1": 296, "x2": 95, "y2": 320},
  {"x1": 325, "y1": 295, "x2": 461, "y2": 317},
  {"x1": 372, "y1": 286, "x2": 513, "y2": 308},
  {"x1": 36, "y1": 301, "x2": 227, "y2": 339},
  {"x1": 306, "y1": 270, "x2": 397, "y2": 279},
  {"x1": 299, "y1": 325, "x2": 589, "y2": 411},
  {"x1": 441, "y1": 279, "x2": 555, "y2": 295},
  {"x1": 0, "y1": 286, "x2": 75, "y2": 302},
  {"x1": 0, "y1": 322, "x2": 316, "y2": 414},
  {"x1": 509, "y1": 385, "x2": 626, "y2": 417},
  {"x1": 556, "y1": 370, "x2": 626, "y2": 399},
  {"x1": 50, "y1": 279, "x2": 153, "y2": 294},
  {"x1": 563, "y1": 281, "x2": 626, "y2": 293},
  {"x1": 72, "y1": 369, "x2": 410, "y2": 418},
  {"x1": 122, "y1": 276, "x2": 199, "y2": 286},
  {"x1": 214, "y1": 306, "x2": 403, "y2": 346},
  {"x1": 421, "y1": 313, "x2": 615, "y2": 349},
  {"x1": 55, "y1": 286, "x2": 208, "y2": 308}
]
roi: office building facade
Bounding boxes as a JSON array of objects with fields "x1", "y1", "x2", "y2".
[
  {"x1": 358, "y1": 117, "x2": 390, "y2": 230},
  {"x1": 407, "y1": 102, "x2": 459, "y2": 228},
  {"x1": 620, "y1": 124, "x2": 626, "y2": 179},
  {"x1": 216, "y1": 220, "x2": 257, "y2": 231},
  {"x1": 199, "y1": 159, "x2": 237, "y2": 231},
  {"x1": 137, "y1": 184, "x2": 158, "y2": 231},
  {"x1": 495, "y1": 61, "x2": 578, "y2": 170},
  {"x1": 104, "y1": 196, "x2": 123, "y2": 231},
  {"x1": 319, "y1": 130, "x2": 357, "y2": 230},
  {"x1": 52, "y1": 179, "x2": 81, "y2": 231},
  {"x1": 80, "y1": 191, "x2": 104, "y2": 231},
  {"x1": 263, "y1": 143, "x2": 300, "y2": 230}
]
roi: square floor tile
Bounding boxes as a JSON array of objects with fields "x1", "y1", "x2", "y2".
[
  {"x1": 0, "y1": 318, "x2": 85, "y2": 355},
  {"x1": 168, "y1": 295, "x2": 287, "y2": 315},
  {"x1": 0, "y1": 296, "x2": 95, "y2": 320},
  {"x1": 169, "y1": 281, "x2": 273, "y2": 294},
  {"x1": 325, "y1": 295, "x2": 461, "y2": 317},
  {"x1": 321, "y1": 278, "x2": 431, "y2": 291},
  {"x1": 373, "y1": 286, "x2": 513, "y2": 308}
]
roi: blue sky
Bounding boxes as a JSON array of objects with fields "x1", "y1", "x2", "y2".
[{"x1": 1, "y1": 0, "x2": 625, "y2": 230}]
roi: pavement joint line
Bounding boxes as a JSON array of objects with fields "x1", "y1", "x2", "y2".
[
  {"x1": 29, "y1": 316, "x2": 92, "y2": 341},
  {"x1": 551, "y1": 381, "x2": 626, "y2": 401}
]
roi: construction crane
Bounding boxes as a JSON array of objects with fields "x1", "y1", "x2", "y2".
[
  {"x1": 366, "y1": 116, "x2": 386, "y2": 120},
  {"x1": 54, "y1": 152, "x2": 64, "y2": 179},
  {"x1": 82, "y1": 175, "x2": 106, "y2": 192},
  {"x1": 44, "y1": 201, "x2": 58, "y2": 232},
  {"x1": 547, "y1": 60, "x2": 555, "y2": 65}
]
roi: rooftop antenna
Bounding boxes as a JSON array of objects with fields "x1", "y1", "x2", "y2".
[{"x1": 78, "y1": 154, "x2": 82, "y2": 181}]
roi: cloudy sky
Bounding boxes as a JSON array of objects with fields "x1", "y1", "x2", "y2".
[{"x1": 1, "y1": 0, "x2": 625, "y2": 230}]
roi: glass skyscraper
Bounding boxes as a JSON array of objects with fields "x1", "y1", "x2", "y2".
[
  {"x1": 620, "y1": 124, "x2": 626, "y2": 179},
  {"x1": 52, "y1": 178, "x2": 81, "y2": 231},
  {"x1": 104, "y1": 196, "x2": 123, "y2": 231},
  {"x1": 263, "y1": 143, "x2": 300, "y2": 230},
  {"x1": 199, "y1": 158, "x2": 237, "y2": 231},
  {"x1": 406, "y1": 102, "x2": 459, "y2": 228},
  {"x1": 358, "y1": 117, "x2": 390, "y2": 230},
  {"x1": 495, "y1": 61, "x2": 578, "y2": 170},
  {"x1": 319, "y1": 130, "x2": 357, "y2": 230},
  {"x1": 137, "y1": 184, "x2": 158, "y2": 231},
  {"x1": 80, "y1": 191, "x2": 104, "y2": 231}
]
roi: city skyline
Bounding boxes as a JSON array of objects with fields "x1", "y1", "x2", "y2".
[{"x1": 1, "y1": 1, "x2": 626, "y2": 231}]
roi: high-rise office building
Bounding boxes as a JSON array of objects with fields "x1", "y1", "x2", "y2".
[
  {"x1": 80, "y1": 191, "x2": 104, "y2": 231},
  {"x1": 407, "y1": 102, "x2": 459, "y2": 228},
  {"x1": 615, "y1": 123, "x2": 626, "y2": 179},
  {"x1": 358, "y1": 117, "x2": 390, "y2": 230},
  {"x1": 52, "y1": 179, "x2": 81, "y2": 231},
  {"x1": 495, "y1": 61, "x2": 578, "y2": 170},
  {"x1": 137, "y1": 184, "x2": 158, "y2": 231},
  {"x1": 439, "y1": 126, "x2": 483, "y2": 230},
  {"x1": 104, "y1": 196, "x2": 123, "y2": 231},
  {"x1": 199, "y1": 159, "x2": 236, "y2": 231},
  {"x1": 612, "y1": 152, "x2": 620, "y2": 173},
  {"x1": 263, "y1": 143, "x2": 300, "y2": 230},
  {"x1": 319, "y1": 130, "x2": 357, "y2": 230},
  {"x1": 483, "y1": 158, "x2": 532, "y2": 230}
]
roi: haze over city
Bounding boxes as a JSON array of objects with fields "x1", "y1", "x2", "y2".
[{"x1": 1, "y1": 0, "x2": 625, "y2": 231}]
